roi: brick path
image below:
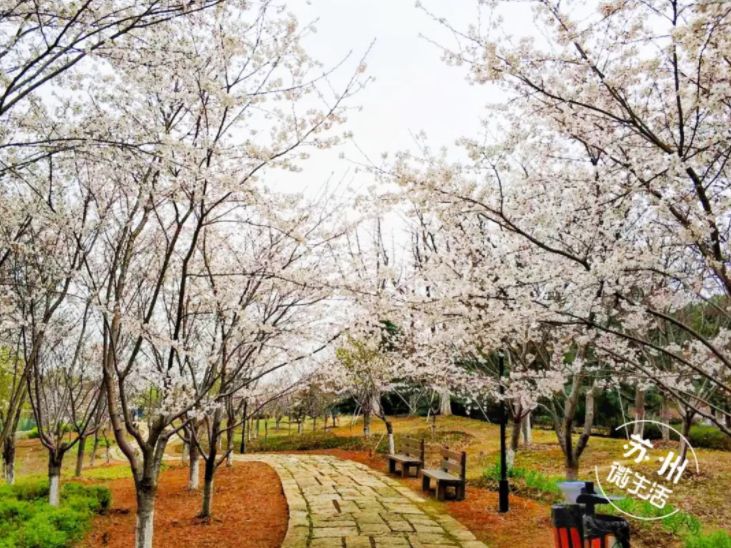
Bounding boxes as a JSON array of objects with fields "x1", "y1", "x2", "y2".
[{"x1": 237, "y1": 454, "x2": 486, "y2": 548}]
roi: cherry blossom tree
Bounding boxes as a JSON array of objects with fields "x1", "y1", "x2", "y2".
[{"x1": 390, "y1": 0, "x2": 731, "y2": 437}]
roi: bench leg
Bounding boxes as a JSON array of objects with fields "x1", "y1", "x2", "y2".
[
  {"x1": 457, "y1": 482, "x2": 466, "y2": 501},
  {"x1": 436, "y1": 481, "x2": 446, "y2": 501},
  {"x1": 388, "y1": 459, "x2": 395, "y2": 475},
  {"x1": 422, "y1": 475, "x2": 430, "y2": 492},
  {"x1": 400, "y1": 463, "x2": 407, "y2": 477}
]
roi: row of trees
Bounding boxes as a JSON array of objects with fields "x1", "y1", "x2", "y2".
[
  {"x1": 321, "y1": 0, "x2": 731, "y2": 480},
  {"x1": 0, "y1": 1, "x2": 366, "y2": 546}
]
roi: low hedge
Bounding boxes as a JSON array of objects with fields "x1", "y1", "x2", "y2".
[
  {"x1": 687, "y1": 424, "x2": 731, "y2": 451},
  {"x1": 0, "y1": 479, "x2": 110, "y2": 547},
  {"x1": 247, "y1": 431, "x2": 368, "y2": 452}
]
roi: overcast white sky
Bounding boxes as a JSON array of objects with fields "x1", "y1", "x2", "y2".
[{"x1": 280, "y1": 0, "x2": 533, "y2": 196}]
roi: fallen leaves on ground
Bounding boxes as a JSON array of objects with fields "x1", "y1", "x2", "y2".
[{"x1": 82, "y1": 462, "x2": 287, "y2": 548}]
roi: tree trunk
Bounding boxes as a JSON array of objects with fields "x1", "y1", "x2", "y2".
[
  {"x1": 3, "y1": 435, "x2": 16, "y2": 485},
  {"x1": 2, "y1": 399, "x2": 23, "y2": 485},
  {"x1": 660, "y1": 399, "x2": 671, "y2": 441},
  {"x1": 679, "y1": 412, "x2": 694, "y2": 462},
  {"x1": 633, "y1": 387, "x2": 646, "y2": 437},
  {"x1": 199, "y1": 409, "x2": 222, "y2": 519},
  {"x1": 522, "y1": 412, "x2": 532, "y2": 446},
  {"x1": 188, "y1": 442, "x2": 200, "y2": 491},
  {"x1": 135, "y1": 483, "x2": 156, "y2": 548},
  {"x1": 75, "y1": 435, "x2": 86, "y2": 477},
  {"x1": 48, "y1": 452, "x2": 63, "y2": 506},
  {"x1": 200, "y1": 457, "x2": 215, "y2": 519},
  {"x1": 363, "y1": 409, "x2": 371, "y2": 438},
  {"x1": 565, "y1": 455, "x2": 579, "y2": 480},
  {"x1": 371, "y1": 393, "x2": 382, "y2": 417},
  {"x1": 239, "y1": 401, "x2": 247, "y2": 454},
  {"x1": 225, "y1": 432, "x2": 233, "y2": 467},
  {"x1": 554, "y1": 372, "x2": 597, "y2": 481},
  {"x1": 384, "y1": 419, "x2": 395, "y2": 454},
  {"x1": 297, "y1": 420, "x2": 303, "y2": 434},
  {"x1": 438, "y1": 388, "x2": 452, "y2": 416},
  {"x1": 100, "y1": 429, "x2": 111, "y2": 464},
  {"x1": 408, "y1": 393, "x2": 420, "y2": 415},
  {"x1": 510, "y1": 415, "x2": 522, "y2": 453},
  {"x1": 564, "y1": 382, "x2": 598, "y2": 480},
  {"x1": 312, "y1": 417, "x2": 316, "y2": 432},
  {"x1": 90, "y1": 431, "x2": 100, "y2": 468}
]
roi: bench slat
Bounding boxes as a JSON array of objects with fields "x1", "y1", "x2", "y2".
[
  {"x1": 443, "y1": 459, "x2": 463, "y2": 475},
  {"x1": 388, "y1": 453, "x2": 422, "y2": 463},
  {"x1": 440, "y1": 447, "x2": 463, "y2": 461},
  {"x1": 422, "y1": 468, "x2": 461, "y2": 482}
]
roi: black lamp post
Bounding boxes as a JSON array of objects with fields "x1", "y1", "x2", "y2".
[{"x1": 498, "y1": 350, "x2": 509, "y2": 513}]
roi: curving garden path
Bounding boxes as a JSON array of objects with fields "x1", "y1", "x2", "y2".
[{"x1": 237, "y1": 454, "x2": 487, "y2": 548}]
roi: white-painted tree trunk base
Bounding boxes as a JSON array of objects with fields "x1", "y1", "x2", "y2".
[
  {"x1": 49, "y1": 474, "x2": 60, "y2": 506},
  {"x1": 522, "y1": 413, "x2": 532, "y2": 445},
  {"x1": 4, "y1": 462, "x2": 15, "y2": 485},
  {"x1": 188, "y1": 459, "x2": 200, "y2": 490},
  {"x1": 438, "y1": 388, "x2": 452, "y2": 416},
  {"x1": 135, "y1": 508, "x2": 154, "y2": 548}
]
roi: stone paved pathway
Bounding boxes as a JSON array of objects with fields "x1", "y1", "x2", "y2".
[{"x1": 237, "y1": 454, "x2": 486, "y2": 548}]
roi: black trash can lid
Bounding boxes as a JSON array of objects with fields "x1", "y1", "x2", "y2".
[{"x1": 551, "y1": 504, "x2": 583, "y2": 528}]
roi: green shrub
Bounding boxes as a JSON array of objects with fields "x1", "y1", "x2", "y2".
[
  {"x1": 685, "y1": 530, "x2": 731, "y2": 548},
  {"x1": 10, "y1": 480, "x2": 49, "y2": 501},
  {"x1": 0, "y1": 481, "x2": 110, "y2": 547},
  {"x1": 688, "y1": 424, "x2": 731, "y2": 451},
  {"x1": 248, "y1": 431, "x2": 368, "y2": 452},
  {"x1": 62, "y1": 483, "x2": 110, "y2": 514}
]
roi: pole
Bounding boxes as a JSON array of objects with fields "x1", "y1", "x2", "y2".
[{"x1": 499, "y1": 351, "x2": 510, "y2": 512}]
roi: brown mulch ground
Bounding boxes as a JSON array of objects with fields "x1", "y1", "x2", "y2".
[
  {"x1": 301, "y1": 449, "x2": 553, "y2": 548},
  {"x1": 82, "y1": 462, "x2": 287, "y2": 548}
]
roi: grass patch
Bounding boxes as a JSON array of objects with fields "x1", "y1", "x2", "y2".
[
  {"x1": 482, "y1": 461, "x2": 562, "y2": 499},
  {"x1": 481, "y1": 461, "x2": 728, "y2": 548},
  {"x1": 0, "y1": 479, "x2": 110, "y2": 547},
  {"x1": 78, "y1": 464, "x2": 132, "y2": 481},
  {"x1": 247, "y1": 431, "x2": 368, "y2": 452},
  {"x1": 684, "y1": 530, "x2": 731, "y2": 548}
]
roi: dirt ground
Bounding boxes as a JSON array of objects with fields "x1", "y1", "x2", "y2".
[
  {"x1": 82, "y1": 462, "x2": 287, "y2": 548},
  {"x1": 304, "y1": 448, "x2": 553, "y2": 548}
]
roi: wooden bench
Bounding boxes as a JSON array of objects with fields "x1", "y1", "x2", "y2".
[
  {"x1": 386, "y1": 437, "x2": 424, "y2": 477},
  {"x1": 421, "y1": 447, "x2": 466, "y2": 501}
]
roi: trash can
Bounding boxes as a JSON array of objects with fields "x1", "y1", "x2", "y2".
[
  {"x1": 582, "y1": 514, "x2": 630, "y2": 548},
  {"x1": 577, "y1": 483, "x2": 630, "y2": 548},
  {"x1": 551, "y1": 481, "x2": 630, "y2": 548},
  {"x1": 551, "y1": 504, "x2": 583, "y2": 548}
]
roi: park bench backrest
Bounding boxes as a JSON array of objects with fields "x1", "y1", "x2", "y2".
[
  {"x1": 439, "y1": 446, "x2": 467, "y2": 480},
  {"x1": 399, "y1": 437, "x2": 424, "y2": 460}
]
